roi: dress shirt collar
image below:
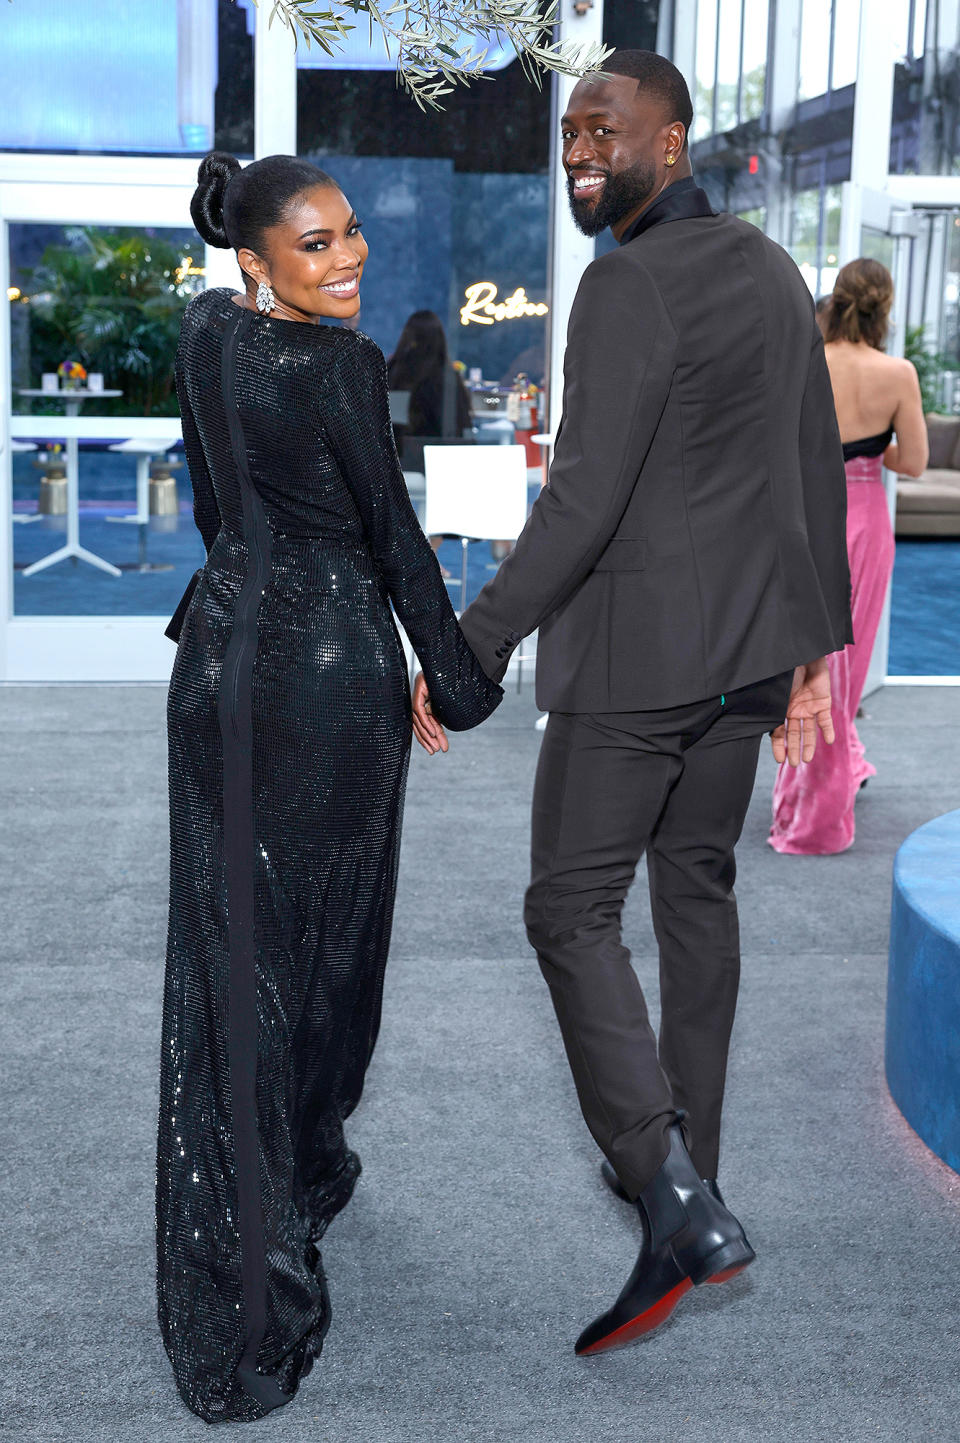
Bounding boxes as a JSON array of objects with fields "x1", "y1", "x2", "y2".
[{"x1": 617, "y1": 175, "x2": 716, "y2": 246}]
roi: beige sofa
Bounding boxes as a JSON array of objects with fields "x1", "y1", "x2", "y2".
[{"x1": 896, "y1": 414, "x2": 960, "y2": 536}]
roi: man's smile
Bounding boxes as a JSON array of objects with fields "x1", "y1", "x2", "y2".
[{"x1": 570, "y1": 172, "x2": 608, "y2": 201}]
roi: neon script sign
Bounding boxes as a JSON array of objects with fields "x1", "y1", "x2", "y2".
[{"x1": 460, "y1": 282, "x2": 549, "y2": 326}]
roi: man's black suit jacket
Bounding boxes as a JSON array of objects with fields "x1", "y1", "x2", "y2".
[{"x1": 459, "y1": 182, "x2": 853, "y2": 712}]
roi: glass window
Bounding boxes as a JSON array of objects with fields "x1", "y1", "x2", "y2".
[
  {"x1": 296, "y1": 60, "x2": 551, "y2": 398},
  {"x1": 820, "y1": 184, "x2": 842, "y2": 295},
  {"x1": 861, "y1": 226, "x2": 896, "y2": 272},
  {"x1": 740, "y1": 0, "x2": 769, "y2": 121},
  {"x1": 602, "y1": 0, "x2": 660, "y2": 51},
  {"x1": 295, "y1": 57, "x2": 549, "y2": 596},
  {"x1": 789, "y1": 187, "x2": 823, "y2": 292},
  {"x1": 10, "y1": 223, "x2": 206, "y2": 617},
  {"x1": 912, "y1": 0, "x2": 928, "y2": 58},
  {"x1": 694, "y1": 0, "x2": 719, "y2": 140},
  {"x1": 788, "y1": 184, "x2": 842, "y2": 297},
  {"x1": 798, "y1": 0, "x2": 832, "y2": 101},
  {"x1": 0, "y1": 0, "x2": 251, "y2": 156},
  {"x1": 10, "y1": 225, "x2": 203, "y2": 418},
  {"x1": 715, "y1": 0, "x2": 742, "y2": 132},
  {"x1": 830, "y1": 0, "x2": 860, "y2": 89}
]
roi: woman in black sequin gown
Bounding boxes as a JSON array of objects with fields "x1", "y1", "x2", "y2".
[{"x1": 157, "y1": 153, "x2": 501, "y2": 1424}]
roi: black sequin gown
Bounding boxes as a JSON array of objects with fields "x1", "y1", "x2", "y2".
[{"x1": 157, "y1": 288, "x2": 501, "y2": 1424}]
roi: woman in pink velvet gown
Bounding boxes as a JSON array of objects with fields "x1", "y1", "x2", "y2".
[{"x1": 770, "y1": 258, "x2": 928, "y2": 854}]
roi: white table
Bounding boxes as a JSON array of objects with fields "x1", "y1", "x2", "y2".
[
  {"x1": 17, "y1": 389, "x2": 124, "y2": 577},
  {"x1": 105, "y1": 437, "x2": 182, "y2": 573},
  {"x1": 106, "y1": 437, "x2": 182, "y2": 526}
]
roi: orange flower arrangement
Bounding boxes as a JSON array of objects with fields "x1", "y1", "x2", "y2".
[{"x1": 57, "y1": 359, "x2": 87, "y2": 389}]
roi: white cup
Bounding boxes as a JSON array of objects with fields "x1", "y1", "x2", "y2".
[
  {"x1": 41, "y1": 373, "x2": 59, "y2": 393},
  {"x1": 87, "y1": 373, "x2": 104, "y2": 392}
]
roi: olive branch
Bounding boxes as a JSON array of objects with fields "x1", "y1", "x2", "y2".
[{"x1": 251, "y1": 0, "x2": 610, "y2": 108}]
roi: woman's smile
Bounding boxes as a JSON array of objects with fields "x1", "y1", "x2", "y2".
[{"x1": 319, "y1": 272, "x2": 360, "y2": 299}]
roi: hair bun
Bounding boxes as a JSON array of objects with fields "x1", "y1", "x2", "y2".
[{"x1": 190, "y1": 151, "x2": 241, "y2": 249}]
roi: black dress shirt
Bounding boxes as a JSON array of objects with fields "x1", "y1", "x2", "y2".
[{"x1": 618, "y1": 175, "x2": 716, "y2": 246}]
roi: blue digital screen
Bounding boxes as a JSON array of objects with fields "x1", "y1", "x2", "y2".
[{"x1": 1, "y1": 0, "x2": 218, "y2": 153}]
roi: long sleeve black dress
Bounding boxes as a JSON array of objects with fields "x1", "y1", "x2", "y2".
[{"x1": 157, "y1": 288, "x2": 501, "y2": 1424}]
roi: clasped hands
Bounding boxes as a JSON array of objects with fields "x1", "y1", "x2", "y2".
[
  {"x1": 411, "y1": 673, "x2": 448, "y2": 755},
  {"x1": 412, "y1": 658, "x2": 835, "y2": 765}
]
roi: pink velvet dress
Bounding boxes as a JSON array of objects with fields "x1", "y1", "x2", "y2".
[{"x1": 769, "y1": 440, "x2": 895, "y2": 855}]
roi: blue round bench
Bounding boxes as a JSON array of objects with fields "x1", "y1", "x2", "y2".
[{"x1": 886, "y1": 809, "x2": 960, "y2": 1174}]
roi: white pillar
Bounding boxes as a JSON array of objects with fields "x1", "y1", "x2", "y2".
[
  {"x1": 255, "y1": 4, "x2": 298, "y2": 158},
  {"x1": 547, "y1": 0, "x2": 606, "y2": 435},
  {"x1": 842, "y1": 2, "x2": 899, "y2": 693},
  {"x1": 839, "y1": 0, "x2": 896, "y2": 262},
  {"x1": 762, "y1": 0, "x2": 802, "y2": 247},
  {"x1": 669, "y1": 0, "x2": 696, "y2": 91}
]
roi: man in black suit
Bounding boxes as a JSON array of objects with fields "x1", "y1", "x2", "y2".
[{"x1": 414, "y1": 50, "x2": 850, "y2": 1352}]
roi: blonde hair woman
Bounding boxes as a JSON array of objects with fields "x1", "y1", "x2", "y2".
[{"x1": 770, "y1": 257, "x2": 928, "y2": 853}]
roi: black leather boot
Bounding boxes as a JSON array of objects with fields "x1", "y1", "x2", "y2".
[
  {"x1": 601, "y1": 1158, "x2": 725, "y2": 1205},
  {"x1": 576, "y1": 1124, "x2": 754, "y2": 1355}
]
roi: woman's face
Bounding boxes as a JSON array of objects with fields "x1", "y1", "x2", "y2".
[{"x1": 239, "y1": 184, "x2": 368, "y2": 323}]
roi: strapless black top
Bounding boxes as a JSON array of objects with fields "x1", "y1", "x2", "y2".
[{"x1": 842, "y1": 427, "x2": 893, "y2": 462}]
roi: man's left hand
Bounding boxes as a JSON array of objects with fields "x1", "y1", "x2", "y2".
[{"x1": 771, "y1": 657, "x2": 835, "y2": 766}]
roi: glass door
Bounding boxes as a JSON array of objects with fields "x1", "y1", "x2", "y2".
[
  {"x1": 1, "y1": 162, "x2": 241, "y2": 680},
  {"x1": 855, "y1": 178, "x2": 960, "y2": 684}
]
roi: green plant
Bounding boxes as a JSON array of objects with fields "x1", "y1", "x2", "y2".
[
  {"x1": 904, "y1": 324, "x2": 959, "y2": 413},
  {"x1": 20, "y1": 228, "x2": 202, "y2": 417},
  {"x1": 255, "y1": 0, "x2": 610, "y2": 108}
]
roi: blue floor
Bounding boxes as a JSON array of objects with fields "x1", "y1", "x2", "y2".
[{"x1": 11, "y1": 452, "x2": 960, "y2": 672}]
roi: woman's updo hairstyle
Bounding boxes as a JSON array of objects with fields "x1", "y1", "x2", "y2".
[
  {"x1": 824, "y1": 257, "x2": 894, "y2": 351},
  {"x1": 190, "y1": 151, "x2": 337, "y2": 257}
]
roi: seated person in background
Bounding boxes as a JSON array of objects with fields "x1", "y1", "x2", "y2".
[{"x1": 388, "y1": 309, "x2": 473, "y2": 467}]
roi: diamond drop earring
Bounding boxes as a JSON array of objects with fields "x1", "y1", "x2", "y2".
[{"x1": 256, "y1": 280, "x2": 276, "y2": 314}]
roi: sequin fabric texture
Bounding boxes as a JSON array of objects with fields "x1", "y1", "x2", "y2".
[{"x1": 157, "y1": 288, "x2": 502, "y2": 1424}]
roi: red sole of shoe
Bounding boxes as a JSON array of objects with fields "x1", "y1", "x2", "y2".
[
  {"x1": 705, "y1": 1262, "x2": 749, "y2": 1286},
  {"x1": 577, "y1": 1278, "x2": 693, "y2": 1355}
]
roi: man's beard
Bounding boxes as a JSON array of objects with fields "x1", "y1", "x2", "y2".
[{"x1": 567, "y1": 156, "x2": 658, "y2": 237}]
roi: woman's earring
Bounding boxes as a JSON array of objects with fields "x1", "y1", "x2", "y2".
[{"x1": 256, "y1": 280, "x2": 276, "y2": 314}]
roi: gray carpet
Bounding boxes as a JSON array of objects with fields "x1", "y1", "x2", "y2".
[{"x1": 2, "y1": 683, "x2": 959, "y2": 1443}]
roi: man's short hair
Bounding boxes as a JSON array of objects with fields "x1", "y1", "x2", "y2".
[{"x1": 602, "y1": 50, "x2": 694, "y2": 148}]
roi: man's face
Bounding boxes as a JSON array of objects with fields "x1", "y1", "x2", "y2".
[{"x1": 561, "y1": 75, "x2": 673, "y2": 237}]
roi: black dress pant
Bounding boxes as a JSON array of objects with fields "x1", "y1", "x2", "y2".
[{"x1": 524, "y1": 672, "x2": 793, "y2": 1198}]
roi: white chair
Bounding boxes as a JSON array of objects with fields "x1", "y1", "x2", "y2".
[{"x1": 423, "y1": 443, "x2": 529, "y2": 613}]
